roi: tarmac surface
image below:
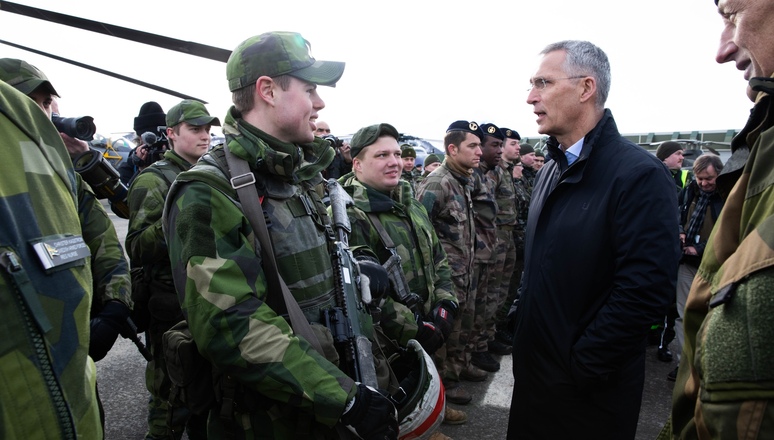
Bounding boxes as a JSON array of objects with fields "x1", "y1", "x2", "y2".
[{"x1": 99, "y1": 204, "x2": 678, "y2": 440}]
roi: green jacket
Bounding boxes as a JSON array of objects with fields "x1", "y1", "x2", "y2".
[
  {"x1": 338, "y1": 175, "x2": 457, "y2": 336},
  {"x1": 668, "y1": 77, "x2": 774, "y2": 439},
  {"x1": 472, "y1": 163, "x2": 499, "y2": 263},
  {"x1": 127, "y1": 149, "x2": 191, "y2": 301},
  {"x1": 164, "y1": 107, "x2": 355, "y2": 437},
  {"x1": 0, "y1": 81, "x2": 102, "y2": 439}
]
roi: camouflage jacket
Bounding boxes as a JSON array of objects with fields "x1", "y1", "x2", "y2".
[
  {"x1": 127, "y1": 149, "x2": 192, "y2": 284},
  {"x1": 338, "y1": 175, "x2": 457, "y2": 322},
  {"x1": 0, "y1": 82, "x2": 102, "y2": 439},
  {"x1": 415, "y1": 161, "x2": 476, "y2": 278},
  {"x1": 401, "y1": 169, "x2": 417, "y2": 195},
  {"x1": 668, "y1": 78, "x2": 774, "y2": 439},
  {"x1": 163, "y1": 107, "x2": 355, "y2": 436},
  {"x1": 513, "y1": 177, "x2": 532, "y2": 250},
  {"x1": 495, "y1": 160, "x2": 518, "y2": 228},
  {"x1": 472, "y1": 163, "x2": 499, "y2": 263},
  {"x1": 522, "y1": 166, "x2": 538, "y2": 193}
]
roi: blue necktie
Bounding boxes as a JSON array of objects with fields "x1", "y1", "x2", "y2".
[{"x1": 566, "y1": 151, "x2": 577, "y2": 166}]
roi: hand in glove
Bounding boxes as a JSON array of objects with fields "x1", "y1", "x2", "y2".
[
  {"x1": 432, "y1": 300, "x2": 457, "y2": 341},
  {"x1": 89, "y1": 300, "x2": 131, "y2": 362},
  {"x1": 415, "y1": 317, "x2": 444, "y2": 355},
  {"x1": 357, "y1": 258, "x2": 391, "y2": 303},
  {"x1": 341, "y1": 383, "x2": 398, "y2": 440}
]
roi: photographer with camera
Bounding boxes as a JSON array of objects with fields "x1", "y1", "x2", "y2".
[
  {"x1": 317, "y1": 121, "x2": 353, "y2": 179},
  {"x1": 119, "y1": 101, "x2": 168, "y2": 187},
  {"x1": 0, "y1": 57, "x2": 134, "y2": 425}
]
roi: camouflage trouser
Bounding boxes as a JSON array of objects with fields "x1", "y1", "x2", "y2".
[
  {"x1": 435, "y1": 272, "x2": 476, "y2": 382},
  {"x1": 487, "y1": 229, "x2": 515, "y2": 341},
  {"x1": 495, "y1": 241, "x2": 524, "y2": 329},
  {"x1": 471, "y1": 261, "x2": 493, "y2": 352}
]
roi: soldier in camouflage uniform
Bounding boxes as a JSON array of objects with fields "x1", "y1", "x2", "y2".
[
  {"x1": 338, "y1": 124, "x2": 457, "y2": 352},
  {"x1": 495, "y1": 149, "x2": 531, "y2": 344},
  {"x1": 468, "y1": 123, "x2": 503, "y2": 374},
  {"x1": 339, "y1": 123, "x2": 465, "y2": 433},
  {"x1": 662, "y1": 0, "x2": 774, "y2": 438},
  {"x1": 0, "y1": 59, "x2": 133, "y2": 364},
  {"x1": 0, "y1": 79, "x2": 103, "y2": 439},
  {"x1": 126, "y1": 100, "x2": 220, "y2": 440},
  {"x1": 400, "y1": 144, "x2": 418, "y2": 194},
  {"x1": 163, "y1": 32, "x2": 397, "y2": 439},
  {"x1": 416, "y1": 120, "x2": 483, "y2": 405},
  {"x1": 518, "y1": 143, "x2": 538, "y2": 192},
  {"x1": 486, "y1": 127, "x2": 519, "y2": 356}
]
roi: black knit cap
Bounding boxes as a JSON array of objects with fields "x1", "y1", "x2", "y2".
[
  {"x1": 480, "y1": 123, "x2": 504, "y2": 141},
  {"x1": 133, "y1": 101, "x2": 167, "y2": 136},
  {"x1": 519, "y1": 143, "x2": 534, "y2": 155},
  {"x1": 656, "y1": 141, "x2": 683, "y2": 161}
]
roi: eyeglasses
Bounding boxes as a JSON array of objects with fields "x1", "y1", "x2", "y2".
[{"x1": 528, "y1": 76, "x2": 586, "y2": 91}]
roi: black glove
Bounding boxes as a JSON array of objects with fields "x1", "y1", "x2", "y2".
[
  {"x1": 357, "y1": 258, "x2": 391, "y2": 303},
  {"x1": 432, "y1": 300, "x2": 457, "y2": 341},
  {"x1": 341, "y1": 383, "x2": 398, "y2": 440},
  {"x1": 89, "y1": 300, "x2": 131, "y2": 362},
  {"x1": 415, "y1": 317, "x2": 444, "y2": 355}
]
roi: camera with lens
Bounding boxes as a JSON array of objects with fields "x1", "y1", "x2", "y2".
[
  {"x1": 139, "y1": 128, "x2": 169, "y2": 167},
  {"x1": 52, "y1": 113, "x2": 96, "y2": 141},
  {"x1": 322, "y1": 134, "x2": 343, "y2": 150}
]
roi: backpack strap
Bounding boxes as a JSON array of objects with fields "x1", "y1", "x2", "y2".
[{"x1": 222, "y1": 144, "x2": 324, "y2": 355}]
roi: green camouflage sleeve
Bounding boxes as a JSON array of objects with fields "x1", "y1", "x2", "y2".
[
  {"x1": 76, "y1": 174, "x2": 132, "y2": 311},
  {"x1": 126, "y1": 170, "x2": 169, "y2": 266},
  {"x1": 426, "y1": 217, "x2": 456, "y2": 310},
  {"x1": 165, "y1": 181, "x2": 353, "y2": 426}
]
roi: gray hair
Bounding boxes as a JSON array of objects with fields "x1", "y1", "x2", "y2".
[{"x1": 541, "y1": 40, "x2": 611, "y2": 108}]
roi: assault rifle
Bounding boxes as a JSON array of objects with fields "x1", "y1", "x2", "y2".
[{"x1": 323, "y1": 179, "x2": 379, "y2": 388}]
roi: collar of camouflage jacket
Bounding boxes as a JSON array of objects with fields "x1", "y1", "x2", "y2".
[
  {"x1": 222, "y1": 106, "x2": 334, "y2": 182},
  {"x1": 341, "y1": 175, "x2": 410, "y2": 213}
]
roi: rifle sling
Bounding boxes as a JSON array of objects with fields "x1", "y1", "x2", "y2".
[
  {"x1": 223, "y1": 144, "x2": 324, "y2": 355},
  {"x1": 367, "y1": 213, "x2": 396, "y2": 250}
]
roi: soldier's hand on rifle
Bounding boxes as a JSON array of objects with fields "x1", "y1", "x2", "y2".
[
  {"x1": 89, "y1": 300, "x2": 132, "y2": 361},
  {"x1": 342, "y1": 383, "x2": 398, "y2": 440},
  {"x1": 357, "y1": 257, "x2": 391, "y2": 303},
  {"x1": 432, "y1": 300, "x2": 457, "y2": 341},
  {"x1": 415, "y1": 317, "x2": 444, "y2": 354}
]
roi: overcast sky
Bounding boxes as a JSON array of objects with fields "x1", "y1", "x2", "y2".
[{"x1": 1, "y1": 0, "x2": 752, "y2": 143}]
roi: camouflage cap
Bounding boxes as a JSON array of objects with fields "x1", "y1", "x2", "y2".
[
  {"x1": 166, "y1": 100, "x2": 221, "y2": 127},
  {"x1": 500, "y1": 127, "x2": 521, "y2": 140},
  {"x1": 0, "y1": 58, "x2": 59, "y2": 97},
  {"x1": 480, "y1": 122, "x2": 504, "y2": 141},
  {"x1": 350, "y1": 123, "x2": 400, "y2": 158},
  {"x1": 227, "y1": 31, "x2": 345, "y2": 91}
]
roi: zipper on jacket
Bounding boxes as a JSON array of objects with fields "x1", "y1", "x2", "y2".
[{"x1": 1, "y1": 251, "x2": 76, "y2": 440}]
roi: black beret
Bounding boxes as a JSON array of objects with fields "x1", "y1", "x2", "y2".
[
  {"x1": 446, "y1": 120, "x2": 485, "y2": 141},
  {"x1": 480, "y1": 123, "x2": 504, "y2": 141},
  {"x1": 500, "y1": 127, "x2": 521, "y2": 140}
]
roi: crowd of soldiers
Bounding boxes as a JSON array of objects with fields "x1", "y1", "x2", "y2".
[{"x1": 6, "y1": 0, "x2": 774, "y2": 437}]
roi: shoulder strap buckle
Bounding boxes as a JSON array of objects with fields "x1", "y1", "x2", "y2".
[{"x1": 230, "y1": 172, "x2": 256, "y2": 190}]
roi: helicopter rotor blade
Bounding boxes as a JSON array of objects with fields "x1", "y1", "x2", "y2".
[
  {"x1": 0, "y1": 39, "x2": 208, "y2": 103},
  {"x1": 0, "y1": 0, "x2": 231, "y2": 62}
]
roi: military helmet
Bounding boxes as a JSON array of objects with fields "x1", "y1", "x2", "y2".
[{"x1": 393, "y1": 339, "x2": 446, "y2": 439}]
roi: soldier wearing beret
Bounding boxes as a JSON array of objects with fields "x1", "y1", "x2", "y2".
[
  {"x1": 416, "y1": 120, "x2": 485, "y2": 407},
  {"x1": 126, "y1": 99, "x2": 221, "y2": 439},
  {"x1": 338, "y1": 123, "x2": 465, "y2": 434},
  {"x1": 163, "y1": 31, "x2": 397, "y2": 439}
]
